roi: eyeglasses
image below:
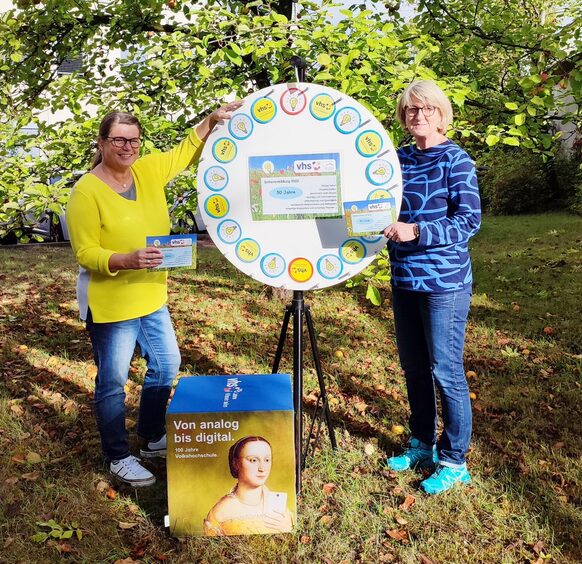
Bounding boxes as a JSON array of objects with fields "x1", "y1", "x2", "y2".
[
  {"x1": 106, "y1": 136, "x2": 141, "y2": 148},
  {"x1": 405, "y1": 106, "x2": 437, "y2": 118}
]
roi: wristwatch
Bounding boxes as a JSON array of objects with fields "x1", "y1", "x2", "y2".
[{"x1": 413, "y1": 223, "x2": 420, "y2": 240}]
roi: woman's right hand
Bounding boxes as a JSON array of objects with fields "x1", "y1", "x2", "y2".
[
  {"x1": 109, "y1": 246, "x2": 163, "y2": 271},
  {"x1": 196, "y1": 100, "x2": 244, "y2": 141}
]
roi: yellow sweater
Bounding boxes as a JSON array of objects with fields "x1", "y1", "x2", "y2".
[{"x1": 66, "y1": 129, "x2": 203, "y2": 323}]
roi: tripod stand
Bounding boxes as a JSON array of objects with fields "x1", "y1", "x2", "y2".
[{"x1": 272, "y1": 291, "x2": 337, "y2": 493}]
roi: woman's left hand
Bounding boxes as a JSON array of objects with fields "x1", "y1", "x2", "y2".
[
  {"x1": 263, "y1": 509, "x2": 293, "y2": 532},
  {"x1": 383, "y1": 221, "x2": 417, "y2": 243}
]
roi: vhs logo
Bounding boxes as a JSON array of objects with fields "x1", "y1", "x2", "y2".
[{"x1": 293, "y1": 159, "x2": 336, "y2": 173}]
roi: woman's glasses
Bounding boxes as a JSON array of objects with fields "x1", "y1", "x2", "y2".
[
  {"x1": 106, "y1": 136, "x2": 141, "y2": 148},
  {"x1": 405, "y1": 106, "x2": 436, "y2": 117}
]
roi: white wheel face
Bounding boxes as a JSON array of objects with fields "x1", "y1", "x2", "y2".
[{"x1": 198, "y1": 82, "x2": 402, "y2": 290}]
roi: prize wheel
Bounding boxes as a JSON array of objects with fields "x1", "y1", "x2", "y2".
[{"x1": 198, "y1": 82, "x2": 402, "y2": 290}]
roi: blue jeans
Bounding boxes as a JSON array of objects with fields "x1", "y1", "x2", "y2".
[
  {"x1": 86, "y1": 305, "x2": 181, "y2": 461},
  {"x1": 392, "y1": 287, "x2": 472, "y2": 467}
]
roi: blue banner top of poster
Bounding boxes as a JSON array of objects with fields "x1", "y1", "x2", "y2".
[{"x1": 168, "y1": 374, "x2": 293, "y2": 413}]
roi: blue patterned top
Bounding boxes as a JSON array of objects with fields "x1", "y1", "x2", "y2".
[{"x1": 388, "y1": 140, "x2": 481, "y2": 292}]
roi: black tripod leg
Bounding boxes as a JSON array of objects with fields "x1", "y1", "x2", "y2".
[
  {"x1": 305, "y1": 305, "x2": 337, "y2": 450},
  {"x1": 292, "y1": 292, "x2": 304, "y2": 493},
  {"x1": 272, "y1": 305, "x2": 292, "y2": 374}
]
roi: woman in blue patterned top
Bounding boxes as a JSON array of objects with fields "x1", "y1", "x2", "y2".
[{"x1": 383, "y1": 80, "x2": 481, "y2": 495}]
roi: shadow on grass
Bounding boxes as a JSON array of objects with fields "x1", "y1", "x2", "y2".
[{"x1": 2, "y1": 241, "x2": 581, "y2": 560}]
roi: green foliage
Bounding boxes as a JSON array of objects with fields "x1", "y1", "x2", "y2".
[
  {"x1": 414, "y1": 0, "x2": 582, "y2": 158},
  {"x1": 31, "y1": 519, "x2": 83, "y2": 543},
  {"x1": 549, "y1": 153, "x2": 582, "y2": 214},
  {"x1": 479, "y1": 148, "x2": 582, "y2": 215},
  {"x1": 345, "y1": 247, "x2": 390, "y2": 305},
  {"x1": 479, "y1": 149, "x2": 554, "y2": 214},
  {"x1": 1, "y1": 0, "x2": 580, "y2": 243}
]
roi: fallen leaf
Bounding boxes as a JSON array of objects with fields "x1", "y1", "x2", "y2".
[
  {"x1": 304, "y1": 392, "x2": 319, "y2": 404},
  {"x1": 5, "y1": 477, "x2": 19, "y2": 485},
  {"x1": 118, "y1": 521, "x2": 139, "y2": 530},
  {"x1": 26, "y1": 452, "x2": 42, "y2": 464},
  {"x1": 127, "y1": 504, "x2": 140, "y2": 514},
  {"x1": 386, "y1": 528, "x2": 408, "y2": 542},
  {"x1": 419, "y1": 555, "x2": 436, "y2": 564},
  {"x1": 532, "y1": 540, "x2": 544, "y2": 554},
  {"x1": 390, "y1": 424, "x2": 405, "y2": 435},
  {"x1": 107, "y1": 487, "x2": 117, "y2": 500},
  {"x1": 320, "y1": 515, "x2": 333, "y2": 526},
  {"x1": 95, "y1": 480, "x2": 109, "y2": 493},
  {"x1": 62, "y1": 400, "x2": 76, "y2": 415},
  {"x1": 3, "y1": 537, "x2": 14, "y2": 549},
  {"x1": 394, "y1": 515, "x2": 408, "y2": 525},
  {"x1": 300, "y1": 535, "x2": 312, "y2": 544},
  {"x1": 21, "y1": 471, "x2": 40, "y2": 481},
  {"x1": 351, "y1": 465, "x2": 368, "y2": 476},
  {"x1": 10, "y1": 404, "x2": 24, "y2": 416},
  {"x1": 553, "y1": 441, "x2": 565, "y2": 450},
  {"x1": 354, "y1": 401, "x2": 368, "y2": 413},
  {"x1": 398, "y1": 494, "x2": 416, "y2": 511},
  {"x1": 10, "y1": 454, "x2": 25, "y2": 464},
  {"x1": 328, "y1": 397, "x2": 340, "y2": 407},
  {"x1": 57, "y1": 543, "x2": 73, "y2": 553},
  {"x1": 364, "y1": 443, "x2": 375, "y2": 456},
  {"x1": 322, "y1": 483, "x2": 337, "y2": 496}
]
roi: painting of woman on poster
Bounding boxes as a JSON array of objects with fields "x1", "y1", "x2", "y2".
[{"x1": 203, "y1": 436, "x2": 294, "y2": 535}]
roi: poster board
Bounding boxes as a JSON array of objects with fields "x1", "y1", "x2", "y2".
[
  {"x1": 166, "y1": 374, "x2": 296, "y2": 537},
  {"x1": 197, "y1": 82, "x2": 402, "y2": 290}
]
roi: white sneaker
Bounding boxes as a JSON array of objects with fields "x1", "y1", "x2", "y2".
[
  {"x1": 140, "y1": 434, "x2": 167, "y2": 458},
  {"x1": 110, "y1": 455, "x2": 156, "y2": 487}
]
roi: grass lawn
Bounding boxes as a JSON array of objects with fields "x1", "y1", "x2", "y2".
[{"x1": 0, "y1": 213, "x2": 581, "y2": 563}]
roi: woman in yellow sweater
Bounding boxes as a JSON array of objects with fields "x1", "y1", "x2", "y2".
[{"x1": 66, "y1": 102, "x2": 241, "y2": 487}]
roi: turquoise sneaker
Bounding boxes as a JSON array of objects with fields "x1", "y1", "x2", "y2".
[
  {"x1": 420, "y1": 463, "x2": 471, "y2": 495},
  {"x1": 386, "y1": 438, "x2": 438, "y2": 471}
]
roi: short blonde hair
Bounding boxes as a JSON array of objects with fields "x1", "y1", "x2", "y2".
[{"x1": 396, "y1": 80, "x2": 453, "y2": 134}]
